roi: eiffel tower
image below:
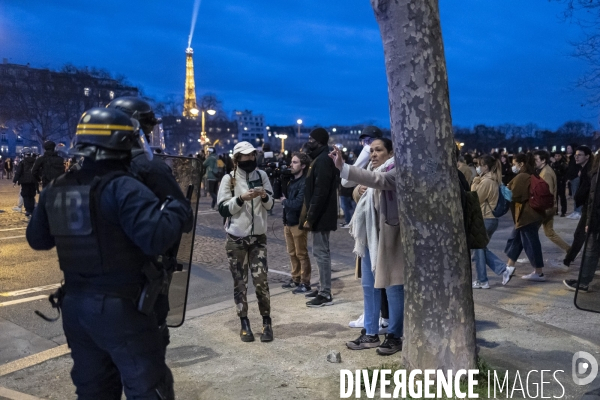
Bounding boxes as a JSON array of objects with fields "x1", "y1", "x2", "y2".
[{"x1": 182, "y1": 47, "x2": 198, "y2": 118}]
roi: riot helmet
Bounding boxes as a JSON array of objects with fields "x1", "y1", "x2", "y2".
[
  {"x1": 106, "y1": 97, "x2": 159, "y2": 137},
  {"x1": 69, "y1": 108, "x2": 136, "y2": 160}
]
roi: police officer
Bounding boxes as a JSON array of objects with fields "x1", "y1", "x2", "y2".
[
  {"x1": 106, "y1": 96, "x2": 193, "y2": 353},
  {"x1": 13, "y1": 147, "x2": 37, "y2": 216},
  {"x1": 26, "y1": 107, "x2": 191, "y2": 399},
  {"x1": 32, "y1": 140, "x2": 67, "y2": 189}
]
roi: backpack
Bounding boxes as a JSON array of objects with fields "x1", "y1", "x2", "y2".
[
  {"x1": 490, "y1": 184, "x2": 511, "y2": 218},
  {"x1": 529, "y1": 173, "x2": 554, "y2": 213},
  {"x1": 464, "y1": 191, "x2": 490, "y2": 249}
]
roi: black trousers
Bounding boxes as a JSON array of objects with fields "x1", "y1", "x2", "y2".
[
  {"x1": 580, "y1": 232, "x2": 600, "y2": 285},
  {"x1": 556, "y1": 180, "x2": 567, "y2": 215},
  {"x1": 62, "y1": 293, "x2": 174, "y2": 400},
  {"x1": 565, "y1": 207, "x2": 587, "y2": 265},
  {"x1": 20, "y1": 183, "x2": 37, "y2": 212}
]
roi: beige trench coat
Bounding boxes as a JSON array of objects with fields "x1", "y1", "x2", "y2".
[{"x1": 347, "y1": 166, "x2": 405, "y2": 288}]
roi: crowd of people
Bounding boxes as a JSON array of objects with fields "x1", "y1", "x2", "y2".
[{"x1": 13, "y1": 96, "x2": 599, "y2": 397}]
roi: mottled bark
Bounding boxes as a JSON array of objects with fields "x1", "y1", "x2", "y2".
[{"x1": 370, "y1": 0, "x2": 477, "y2": 371}]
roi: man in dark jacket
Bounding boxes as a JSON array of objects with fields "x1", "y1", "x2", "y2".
[
  {"x1": 32, "y1": 141, "x2": 66, "y2": 188},
  {"x1": 299, "y1": 128, "x2": 340, "y2": 307},
  {"x1": 551, "y1": 152, "x2": 568, "y2": 217},
  {"x1": 13, "y1": 148, "x2": 37, "y2": 216},
  {"x1": 564, "y1": 146, "x2": 593, "y2": 267},
  {"x1": 281, "y1": 152, "x2": 312, "y2": 294}
]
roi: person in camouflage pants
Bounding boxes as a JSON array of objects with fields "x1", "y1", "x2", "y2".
[{"x1": 226, "y1": 234, "x2": 271, "y2": 319}]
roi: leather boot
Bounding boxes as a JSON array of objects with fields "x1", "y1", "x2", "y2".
[
  {"x1": 240, "y1": 317, "x2": 254, "y2": 342},
  {"x1": 261, "y1": 316, "x2": 273, "y2": 342}
]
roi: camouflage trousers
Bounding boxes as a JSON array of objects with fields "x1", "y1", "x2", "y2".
[{"x1": 225, "y1": 234, "x2": 271, "y2": 318}]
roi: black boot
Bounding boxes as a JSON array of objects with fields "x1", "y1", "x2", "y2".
[
  {"x1": 261, "y1": 316, "x2": 273, "y2": 342},
  {"x1": 240, "y1": 317, "x2": 255, "y2": 342}
]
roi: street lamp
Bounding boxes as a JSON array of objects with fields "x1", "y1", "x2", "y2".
[
  {"x1": 278, "y1": 134, "x2": 288, "y2": 153},
  {"x1": 296, "y1": 119, "x2": 302, "y2": 137},
  {"x1": 198, "y1": 106, "x2": 216, "y2": 147}
]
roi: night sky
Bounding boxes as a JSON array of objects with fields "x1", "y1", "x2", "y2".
[{"x1": 0, "y1": 0, "x2": 594, "y2": 130}]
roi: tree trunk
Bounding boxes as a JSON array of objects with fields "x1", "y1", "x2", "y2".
[{"x1": 370, "y1": 0, "x2": 477, "y2": 371}]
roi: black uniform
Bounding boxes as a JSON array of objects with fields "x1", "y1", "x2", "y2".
[
  {"x1": 130, "y1": 147, "x2": 193, "y2": 351},
  {"x1": 26, "y1": 159, "x2": 191, "y2": 399},
  {"x1": 13, "y1": 155, "x2": 37, "y2": 213},
  {"x1": 31, "y1": 149, "x2": 66, "y2": 188}
]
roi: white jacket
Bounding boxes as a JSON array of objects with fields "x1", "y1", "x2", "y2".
[{"x1": 217, "y1": 168, "x2": 274, "y2": 237}]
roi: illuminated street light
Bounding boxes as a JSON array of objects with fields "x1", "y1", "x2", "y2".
[
  {"x1": 332, "y1": 128, "x2": 337, "y2": 132},
  {"x1": 296, "y1": 119, "x2": 302, "y2": 137},
  {"x1": 278, "y1": 134, "x2": 288, "y2": 153}
]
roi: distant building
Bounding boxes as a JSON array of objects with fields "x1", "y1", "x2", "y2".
[
  {"x1": 0, "y1": 60, "x2": 138, "y2": 157},
  {"x1": 233, "y1": 110, "x2": 266, "y2": 147},
  {"x1": 162, "y1": 113, "x2": 238, "y2": 156}
]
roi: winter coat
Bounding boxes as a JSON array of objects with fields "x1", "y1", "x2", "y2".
[
  {"x1": 586, "y1": 167, "x2": 599, "y2": 233},
  {"x1": 501, "y1": 161, "x2": 514, "y2": 186},
  {"x1": 282, "y1": 173, "x2": 306, "y2": 227},
  {"x1": 217, "y1": 168, "x2": 274, "y2": 237},
  {"x1": 299, "y1": 145, "x2": 340, "y2": 232},
  {"x1": 31, "y1": 150, "x2": 65, "y2": 187},
  {"x1": 566, "y1": 155, "x2": 581, "y2": 181},
  {"x1": 508, "y1": 172, "x2": 543, "y2": 229},
  {"x1": 574, "y1": 161, "x2": 592, "y2": 209},
  {"x1": 551, "y1": 160, "x2": 567, "y2": 183},
  {"x1": 203, "y1": 154, "x2": 218, "y2": 180},
  {"x1": 471, "y1": 172, "x2": 499, "y2": 219},
  {"x1": 458, "y1": 164, "x2": 472, "y2": 186},
  {"x1": 346, "y1": 165, "x2": 404, "y2": 288},
  {"x1": 539, "y1": 164, "x2": 557, "y2": 204},
  {"x1": 13, "y1": 156, "x2": 36, "y2": 185}
]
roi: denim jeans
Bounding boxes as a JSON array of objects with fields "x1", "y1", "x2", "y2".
[
  {"x1": 572, "y1": 177, "x2": 582, "y2": 213},
  {"x1": 340, "y1": 196, "x2": 356, "y2": 224},
  {"x1": 505, "y1": 221, "x2": 544, "y2": 268},
  {"x1": 312, "y1": 231, "x2": 332, "y2": 296},
  {"x1": 473, "y1": 218, "x2": 507, "y2": 283},
  {"x1": 361, "y1": 248, "x2": 381, "y2": 336},
  {"x1": 361, "y1": 248, "x2": 404, "y2": 337},
  {"x1": 386, "y1": 285, "x2": 404, "y2": 338}
]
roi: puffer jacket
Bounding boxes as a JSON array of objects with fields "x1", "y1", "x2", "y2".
[
  {"x1": 282, "y1": 173, "x2": 306, "y2": 227},
  {"x1": 13, "y1": 156, "x2": 36, "y2": 184},
  {"x1": 217, "y1": 168, "x2": 274, "y2": 237}
]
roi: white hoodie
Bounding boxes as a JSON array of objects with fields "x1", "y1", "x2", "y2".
[{"x1": 217, "y1": 168, "x2": 274, "y2": 237}]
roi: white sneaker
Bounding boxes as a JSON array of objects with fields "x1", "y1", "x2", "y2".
[
  {"x1": 349, "y1": 314, "x2": 364, "y2": 328},
  {"x1": 572, "y1": 213, "x2": 581, "y2": 220},
  {"x1": 521, "y1": 272, "x2": 546, "y2": 282},
  {"x1": 547, "y1": 258, "x2": 569, "y2": 272},
  {"x1": 472, "y1": 280, "x2": 490, "y2": 289},
  {"x1": 567, "y1": 212, "x2": 581, "y2": 220},
  {"x1": 12, "y1": 206, "x2": 21, "y2": 212},
  {"x1": 516, "y1": 257, "x2": 529, "y2": 264},
  {"x1": 502, "y1": 266, "x2": 515, "y2": 285},
  {"x1": 378, "y1": 318, "x2": 389, "y2": 334}
]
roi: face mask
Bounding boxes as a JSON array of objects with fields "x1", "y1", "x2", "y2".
[
  {"x1": 512, "y1": 165, "x2": 520, "y2": 174},
  {"x1": 238, "y1": 159, "x2": 257, "y2": 173},
  {"x1": 306, "y1": 141, "x2": 320, "y2": 151},
  {"x1": 476, "y1": 166, "x2": 482, "y2": 175}
]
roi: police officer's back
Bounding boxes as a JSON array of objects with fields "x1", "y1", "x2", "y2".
[{"x1": 26, "y1": 108, "x2": 190, "y2": 399}]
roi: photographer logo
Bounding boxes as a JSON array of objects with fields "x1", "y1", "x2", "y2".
[{"x1": 572, "y1": 351, "x2": 598, "y2": 386}]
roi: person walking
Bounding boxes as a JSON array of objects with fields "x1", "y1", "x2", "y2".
[
  {"x1": 564, "y1": 152, "x2": 600, "y2": 292},
  {"x1": 331, "y1": 139, "x2": 405, "y2": 356},
  {"x1": 217, "y1": 141, "x2": 275, "y2": 342},
  {"x1": 551, "y1": 151, "x2": 568, "y2": 217},
  {"x1": 566, "y1": 143, "x2": 582, "y2": 217},
  {"x1": 280, "y1": 152, "x2": 312, "y2": 294},
  {"x1": 563, "y1": 146, "x2": 594, "y2": 268},
  {"x1": 534, "y1": 150, "x2": 571, "y2": 259},
  {"x1": 12, "y1": 148, "x2": 37, "y2": 217},
  {"x1": 32, "y1": 141, "x2": 67, "y2": 189},
  {"x1": 5, "y1": 158, "x2": 13, "y2": 180},
  {"x1": 300, "y1": 128, "x2": 340, "y2": 307},
  {"x1": 203, "y1": 147, "x2": 219, "y2": 210},
  {"x1": 471, "y1": 155, "x2": 515, "y2": 288},
  {"x1": 505, "y1": 153, "x2": 546, "y2": 281},
  {"x1": 26, "y1": 108, "x2": 191, "y2": 399}
]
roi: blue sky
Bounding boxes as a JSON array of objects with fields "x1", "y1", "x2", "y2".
[{"x1": 0, "y1": 0, "x2": 594, "y2": 130}]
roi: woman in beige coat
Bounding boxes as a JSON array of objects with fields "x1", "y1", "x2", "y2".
[{"x1": 330, "y1": 138, "x2": 404, "y2": 356}]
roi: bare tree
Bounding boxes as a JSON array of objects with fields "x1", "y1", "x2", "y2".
[{"x1": 370, "y1": 0, "x2": 477, "y2": 371}]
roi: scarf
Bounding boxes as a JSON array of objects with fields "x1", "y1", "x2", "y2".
[{"x1": 349, "y1": 157, "x2": 395, "y2": 274}]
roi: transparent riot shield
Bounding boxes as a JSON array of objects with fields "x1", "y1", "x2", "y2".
[
  {"x1": 156, "y1": 154, "x2": 202, "y2": 327},
  {"x1": 574, "y1": 231, "x2": 600, "y2": 314}
]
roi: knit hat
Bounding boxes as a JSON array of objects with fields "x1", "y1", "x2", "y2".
[
  {"x1": 309, "y1": 128, "x2": 329, "y2": 145},
  {"x1": 359, "y1": 126, "x2": 383, "y2": 140},
  {"x1": 43, "y1": 140, "x2": 56, "y2": 151}
]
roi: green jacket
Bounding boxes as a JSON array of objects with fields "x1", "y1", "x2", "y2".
[{"x1": 203, "y1": 154, "x2": 218, "y2": 180}]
